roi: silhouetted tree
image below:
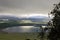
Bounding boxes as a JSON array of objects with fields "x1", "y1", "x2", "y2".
[
  {"x1": 48, "y1": 2, "x2": 60, "y2": 40},
  {"x1": 38, "y1": 26, "x2": 44, "y2": 40}
]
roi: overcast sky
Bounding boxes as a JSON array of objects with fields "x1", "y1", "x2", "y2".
[{"x1": 0, "y1": 0, "x2": 60, "y2": 17}]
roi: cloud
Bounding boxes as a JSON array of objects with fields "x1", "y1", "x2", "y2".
[{"x1": 0, "y1": 0, "x2": 59, "y2": 14}]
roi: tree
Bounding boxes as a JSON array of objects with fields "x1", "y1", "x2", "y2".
[
  {"x1": 37, "y1": 26, "x2": 45, "y2": 40},
  {"x1": 48, "y1": 2, "x2": 60, "y2": 40}
]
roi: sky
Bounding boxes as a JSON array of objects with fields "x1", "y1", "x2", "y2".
[{"x1": 0, "y1": 0, "x2": 60, "y2": 17}]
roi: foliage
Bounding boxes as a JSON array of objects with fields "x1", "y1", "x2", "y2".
[
  {"x1": 48, "y1": 2, "x2": 60, "y2": 40},
  {"x1": 37, "y1": 26, "x2": 45, "y2": 40}
]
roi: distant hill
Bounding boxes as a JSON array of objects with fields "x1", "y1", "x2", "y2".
[
  {"x1": 0, "y1": 15, "x2": 50, "y2": 23},
  {"x1": 27, "y1": 16, "x2": 49, "y2": 22},
  {"x1": 0, "y1": 15, "x2": 20, "y2": 21}
]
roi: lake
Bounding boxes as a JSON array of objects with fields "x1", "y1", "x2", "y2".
[{"x1": 3, "y1": 26, "x2": 41, "y2": 33}]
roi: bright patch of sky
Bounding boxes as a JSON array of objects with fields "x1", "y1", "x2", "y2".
[{"x1": 0, "y1": 13, "x2": 48, "y2": 18}]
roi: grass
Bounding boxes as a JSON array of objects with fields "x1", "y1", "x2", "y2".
[{"x1": 0, "y1": 33, "x2": 40, "y2": 40}]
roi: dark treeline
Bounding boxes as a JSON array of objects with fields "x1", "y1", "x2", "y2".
[
  {"x1": 38, "y1": 2, "x2": 60, "y2": 40},
  {"x1": 48, "y1": 2, "x2": 60, "y2": 40}
]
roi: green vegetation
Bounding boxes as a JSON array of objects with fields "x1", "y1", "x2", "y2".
[
  {"x1": 19, "y1": 20, "x2": 47, "y2": 24},
  {"x1": 48, "y1": 2, "x2": 60, "y2": 40},
  {"x1": 0, "y1": 33, "x2": 40, "y2": 40},
  {"x1": 0, "y1": 21, "x2": 20, "y2": 29}
]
